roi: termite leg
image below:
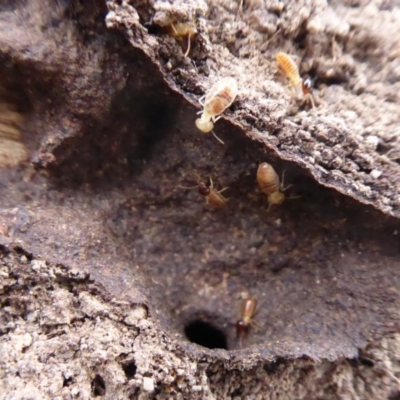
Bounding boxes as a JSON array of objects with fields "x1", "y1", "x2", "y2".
[
  {"x1": 170, "y1": 23, "x2": 178, "y2": 35},
  {"x1": 307, "y1": 93, "x2": 316, "y2": 109}
]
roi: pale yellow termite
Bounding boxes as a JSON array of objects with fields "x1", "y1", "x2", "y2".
[
  {"x1": 276, "y1": 52, "x2": 315, "y2": 108},
  {"x1": 195, "y1": 77, "x2": 238, "y2": 144},
  {"x1": 236, "y1": 297, "x2": 257, "y2": 338},
  {"x1": 168, "y1": 22, "x2": 197, "y2": 57},
  {"x1": 257, "y1": 163, "x2": 291, "y2": 211}
]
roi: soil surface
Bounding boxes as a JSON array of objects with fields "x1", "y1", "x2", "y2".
[{"x1": 1, "y1": 0, "x2": 400, "y2": 398}]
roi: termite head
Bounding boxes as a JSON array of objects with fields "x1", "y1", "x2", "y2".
[
  {"x1": 197, "y1": 180, "x2": 211, "y2": 196},
  {"x1": 301, "y1": 77, "x2": 316, "y2": 108},
  {"x1": 302, "y1": 77, "x2": 313, "y2": 95},
  {"x1": 236, "y1": 320, "x2": 248, "y2": 337},
  {"x1": 195, "y1": 116, "x2": 214, "y2": 133},
  {"x1": 168, "y1": 22, "x2": 197, "y2": 38},
  {"x1": 268, "y1": 191, "x2": 285, "y2": 205}
]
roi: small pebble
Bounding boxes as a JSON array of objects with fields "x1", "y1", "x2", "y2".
[
  {"x1": 370, "y1": 169, "x2": 382, "y2": 179},
  {"x1": 143, "y1": 377, "x2": 154, "y2": 392}
]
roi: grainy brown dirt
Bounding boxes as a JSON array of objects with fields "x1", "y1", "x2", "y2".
[{"x1": 1, "y1": 0, "x2": 400, "y2": 398}]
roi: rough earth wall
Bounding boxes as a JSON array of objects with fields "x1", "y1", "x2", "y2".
[{"x1": 1, "y1": 0, "x2": 400, "y2": 398}]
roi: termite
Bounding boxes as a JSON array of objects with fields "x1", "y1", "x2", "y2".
[
  {"x1": 168, "y1": 22, "x2": 197, "y2": 57},
  {"x1": 236, "y1": 297, "x2": 257, "y2": 345},
  {"x1": 180, "y1": 177, "x2": 228, "y2": 208},
  {"x1": 257, "y1": 163, "x2": 291, "y2": 211},
  {"x1": 276, "y1": 52, "x2": 315, "y2": 108},
  {"x1": 195, "y1": 77, "x2": 238, "y2": 144}
]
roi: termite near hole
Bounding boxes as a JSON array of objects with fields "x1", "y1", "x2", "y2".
[
  {"x1": 167, "y1": 22, "x2": 197, "y2": 57},
  {"x1": 257, "y1": 163, "x2": 292, "y2": 211},
  {"x1": 236, "y1": 296, "x2": 257, "y2": 347},
  {"x1": 195, "y1": 77, "x2": 238, "y2": 145},
  {"x1": 276, "y1": 52, "x2": 316, "y2": 108},
  {"x1": 179, "y1": 177, "x2": 229, "y2": 208}
]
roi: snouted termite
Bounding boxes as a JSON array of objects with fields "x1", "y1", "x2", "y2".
[
  {"x1": 180, "y1": 177, "x2": 228, "y2": 208},
  {"x1": 257, "y1": 163, "x2": 291, "y2": 211},
  {"x1": 236, "y1": 296, "x2": 257, "y2": 346},
  {"x1": 276, "y1": 52, "x2": 315, "y2": 108},
  {"x1": 195, "y1": 77, "x2": 238, "y2": 144},
  {"x1": 167, "y1": 22, "x2": 197, "y2": 57}
]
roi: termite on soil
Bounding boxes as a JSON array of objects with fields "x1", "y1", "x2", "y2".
[
  {"x1": 236, "y1": 296, "x2": 257, "y2": 346},
  {"x1": 195, "y1": 77, "x2": 238, "y2": 144},
  {"x1": 180, "y1": 177, "x2": 228, "y2": 208},
  {"x1": 257, "y1": 163, "x2": 292, "y2": 211},
  {"x1": 167, "y1": 22, "x2": 197, "y2": 57}
]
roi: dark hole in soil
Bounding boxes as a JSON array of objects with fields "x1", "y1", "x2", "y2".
[
  {"x1": 184, "y1": 320, "x2": 228, "y2": 349},
  {"x1": 91, "y1": 374, "x2": 106, "y2": 397},
  {"x1": 1, "y1": 298, "x2": 10, "y2": 307},
  {"x1": 63, "y1": 377, "x2": 74, "y2": 387},
  {"x1": 122, "y1": 361, "x2": 137, "y2": 379}
]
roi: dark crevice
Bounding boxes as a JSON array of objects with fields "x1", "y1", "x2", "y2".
[
  {"x1": 63, "y1": 377, "x2": 74, "y2": 387},
  {"x1": 122, "y1": 361, "x2": 137, "y2": 379},
  {"x1": 13, "y1": 246, "x2": 33, "y2": 261},
  {"x1": 91, "y1": 374, "x2": 106, "y2": 397}
]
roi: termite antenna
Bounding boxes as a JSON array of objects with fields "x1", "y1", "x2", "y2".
[
  {"x1": 211, "y1": 130, "x2": 225, "y2": 145},
  {"x1": 177, "y1": 185, "x2": 198, "y2": 190},
  {"x1": 184, "y1": 33, "x2": 192, "y2": 57}
]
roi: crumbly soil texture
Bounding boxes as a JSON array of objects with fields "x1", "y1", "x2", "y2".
[{"x1": 1, "y1": 0, "x2": 400, "y2": 398}]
